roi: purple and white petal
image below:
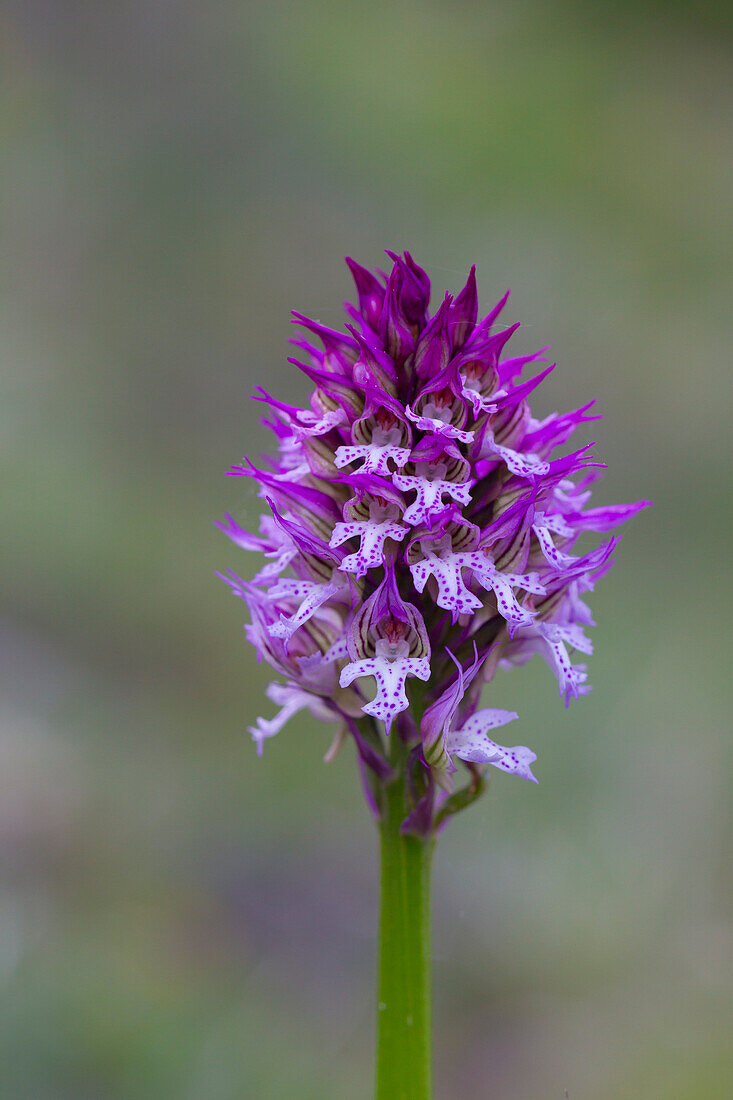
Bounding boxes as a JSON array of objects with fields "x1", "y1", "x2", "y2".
[
  {"x1": 457, "y1": 552, "x2": 544, "y2": 635},
  {"x1": 405, "y1": 403, "x2": 475, "y2": 443},
  {"x1": 268, "y1": 577, "x2": 348, "y2": 643},
  {"x1": 537, "y1": 624, "x2": 591, "y2": 704},
  {"x1": 293, "y1": 407, "x2": 346, "y2": 440},
  {"x1": 340, "y1": 645, "x2": 431, "y2": 733},
  {"x1": 532, "y1": 522, "x2": 577, "y2": 570},
  {"x1": 248, "y1": 682, "x2": 339, "y2": 755},
  {"x1": 480, "y1": 430, "x2": 551, "y2": 480},
  {"x1": 330, "y1": 518, "x2": 407, "y2": 577},
  {"x1": 334, "y1": 441, "x2": 411, "y2": 477},
  {"x1": 393, "y1": 471, "x2": 471, "y2": 525},
  {"x1": 409, "y1": 549, "x2": 483, "y2": 619},
  {"x1": 447, "y1": 711, "x2": 537, "y2": 782}
]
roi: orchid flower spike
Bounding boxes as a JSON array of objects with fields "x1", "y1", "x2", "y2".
[{"x1": 219, "y1": 252, "x2": 650, "y2": 832}]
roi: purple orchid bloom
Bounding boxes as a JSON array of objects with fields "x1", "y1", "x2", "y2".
[{"x1": 219, "y1": 252, "x2": 650, "y2": 830}]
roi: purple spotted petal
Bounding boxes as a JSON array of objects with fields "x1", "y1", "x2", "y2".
[
  {"x1": 334, "y1": 439, "x2": 411, "y2": 477},
  {"x1": 249, "y1": 682, "x2": 341, "y2": 756},
  {"x1": 405, "y1": 404, "x2": 475, "y2": 443},
  {"x1": 340, "y1": 650, "x2": 431, "y2": 734},
  {"x1": 330, "y1": 518, "x2": 408, "y2": 577},
  {"x1": 446, "y1": 712, "x2": 537, "y2": 782},
  {"x1": 393, "y1": 471, "x2": 472, "y2": 525}
]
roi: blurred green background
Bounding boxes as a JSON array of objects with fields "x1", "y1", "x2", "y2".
[{"x1": 1, "y1": 2, "x2": 731, "y2": 1097}]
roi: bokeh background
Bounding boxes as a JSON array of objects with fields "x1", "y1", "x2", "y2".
[{"x1": 2, "y1": 2, "x2": 731, "y2": 1097}]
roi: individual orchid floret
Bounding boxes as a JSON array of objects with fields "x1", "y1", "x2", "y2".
[
  {"x1": 340, "y1": 564, "x2": 431, "y2": 734},
  {"x1": 218, "y1": 250, "x2": 649, "y2": 834},
  {"x1": 334, "y1": 385, "x2": 412, "y2": 476},
  {"x1": 392, "y1": 436, "x2": 472, "y2": 525},
  {"x1": 421, "y1": 647, "x2": 535, "y2": 785},
  {"x1": 445, "y1": 719, "x2": 537, "y2": 782},
  {"x1": 249, "y1": 681, "x2": 341, "y2": 756},
  {"x1": 215, "y1": 512, "x2": 299, "y2": 583},
  {"x1": 405, "y1": 402, "x2": 475, "y2": 443},
  {"x1": 407, "y1": 531, "x2": 485, "y2": 620},
  {"x1": 328, "y1": 474, "x2": 408, "y2": 578},
  {"x1": 334, "y1": 434, "x2": 411, "y2": 477},
  {"x1": 459, "y1": 549, "x2": 545, "y2": 635},
  {"x1": 477, "y1": 427, "x2": 551, "y2": 481},
  {"x1": 393, "y1": 465, "x2": 472, "y2": 525},
  {"x1": 502, "y1": 619, "x2": 593, "y2": 706},
  {"x1": 531, "y1": 513, "x2": 578, "y2": 571},
  {"x1": 330, "y1": 508, "x2": 407, "y2": 578},
  {"x1": 267, "y1": 574, "x2": 351, "y2": 645}
]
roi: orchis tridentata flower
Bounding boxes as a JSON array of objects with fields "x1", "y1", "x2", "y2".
[{"x1": 218, "y1": 252, "x2": 649, "y2": 832}]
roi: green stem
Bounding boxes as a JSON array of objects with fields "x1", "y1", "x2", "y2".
[{"x1": 375, "y1": 737, "x2": 434, "y2": 1100}]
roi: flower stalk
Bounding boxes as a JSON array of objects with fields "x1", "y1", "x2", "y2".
[{"x1": 376, "y1": 731, "x2": 434, "y2": 1100}]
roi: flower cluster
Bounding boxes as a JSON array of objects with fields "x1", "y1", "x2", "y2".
[{"x1": 219, "y1": 253, "x2": 648, "y2": 826}]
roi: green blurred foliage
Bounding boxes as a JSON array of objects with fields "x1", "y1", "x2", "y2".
[{"x1": 1, "y1": 2, "x2": 730, "y2": 1097}]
